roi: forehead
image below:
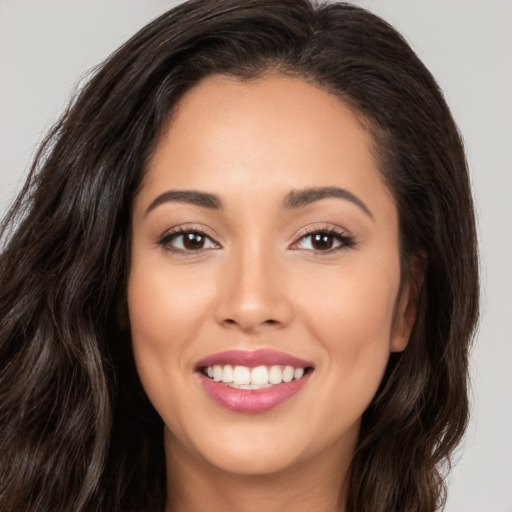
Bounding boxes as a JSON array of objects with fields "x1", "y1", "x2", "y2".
[{"x1": 137, "y1": 73, "x2": 394, "y2": 221}]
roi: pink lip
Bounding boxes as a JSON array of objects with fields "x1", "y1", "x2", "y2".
[
  {"x1": 198, "y1": 372, "x2": 312, "y2": 413},
  {"x1": 195, "y1": 349, "x2": 313, "y2": 369},
  {"x1": 195, "y1": 349, "x2": 314, "y2": 413}
]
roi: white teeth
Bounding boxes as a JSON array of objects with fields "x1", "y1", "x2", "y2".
[
  {"x1": 282, "y1": 366, "x2": 294, "y2": 383},
  {"x1": 269, "y1": 365, "x2": 282, "y2": 384},
  {"x1": 204, "y1": 364, "x2": 309, "y2": 387},
  {"x1": 212, "y1": 365, "x2": 223, "y2": 381},
  {"x1": 233, "y1": 365, "x2": 250, "y2": 386},
  {"x1": 222, "y1": 364, "x2": 233, "y2": 383},
  {"x1": 238, "y1": 384, "x2": 272, "y2": 390},
  {"x1": 251, "y1": 365, "x2": 269, "y2": 385},
  {"x1": 227, "y1": 383, "x2": 272, "y2": 390}
]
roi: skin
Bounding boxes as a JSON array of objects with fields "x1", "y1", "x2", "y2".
[{"x1": 128, "y1": 74, "x2": 419, "y2": 512}]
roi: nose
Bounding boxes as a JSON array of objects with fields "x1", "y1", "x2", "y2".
[{"x1": 214, "y1": 244, "x2": 294, "y2": 333}]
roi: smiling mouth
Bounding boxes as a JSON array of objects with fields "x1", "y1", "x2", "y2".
[
  {"x1": 199, "y1": 364, "x2": 314, "y2": 389},
  {"x1": 195, "y1": 349, "x2": 315, "y2": 412}
]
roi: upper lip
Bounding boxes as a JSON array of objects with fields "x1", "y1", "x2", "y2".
[{"x1": 195, "y1": 349, "x2": 314, "y2": 370}]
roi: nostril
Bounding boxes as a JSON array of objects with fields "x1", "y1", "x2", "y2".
[{"x1": 222, "y1": 318, "x2": 279, "y2": 328}]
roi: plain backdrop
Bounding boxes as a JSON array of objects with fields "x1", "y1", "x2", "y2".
[{"x1": 1, "y1": 1, "x2": 511, "y2": 511}]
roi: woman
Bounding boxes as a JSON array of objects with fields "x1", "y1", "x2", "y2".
[{"x1": 0, "y1": 1, "x2": 479, "y2": 511}]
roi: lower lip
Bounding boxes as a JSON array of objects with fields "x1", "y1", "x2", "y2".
[{"x1": 198, "y1": 372, "x2": 311, "y2": 413}]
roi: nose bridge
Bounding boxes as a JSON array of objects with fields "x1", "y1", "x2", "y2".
[{"x1": 215, "y1": 238, "x2": 292, "y2": 332}]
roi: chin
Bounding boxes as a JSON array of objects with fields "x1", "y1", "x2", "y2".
[
  {"x1": 194, "y1": 437, "x2": 307, "y2": 476},
  {"x1": 164, "y1": 406, "x2": 361, "y2": 479}
]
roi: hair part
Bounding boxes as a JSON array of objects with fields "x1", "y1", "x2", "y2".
[{"x1": 0, "y1": 1, "x2": 479, "y2": 511}]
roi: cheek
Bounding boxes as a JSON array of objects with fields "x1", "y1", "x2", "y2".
[
  {"x1": 128, "y1": 260, "x2": 212, "y2": 355},
  {"x1": 126, "y1": 257, "x2": 214, "y2": 418},
  {"x1": 294, "y1": 257, "x2": 400, "y2": 407},
  {"x1": 298, "y1": 259, "x2": 399, "y2": 341}
]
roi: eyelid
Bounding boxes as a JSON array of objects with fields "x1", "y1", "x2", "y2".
[
  {"x1": 289, "y1": 224, "x2": 357, "y2": 252},
  {"x1": 156, "y1": 223, "x2": 356, "y2": 255},
  {"x1": 157, "y1": 224, "x2": 222, "y2": 255}
]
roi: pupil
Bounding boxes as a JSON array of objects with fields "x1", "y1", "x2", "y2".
[
  {"x1": 312, "y1": 233, "x2": 333, "y2": 250},
  {"x1": 183, "y1": 233, "x2": 204, "y2": 250}
]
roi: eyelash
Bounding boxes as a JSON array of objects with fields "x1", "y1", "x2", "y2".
[
  {"x1": 157, "y1": 225, "x2": 217, "y2": 256},
  {"x1": 292, "y1": 226, "x2": 357, "y2": 254},
  {"x1": 157, "y1": 225, "x2": 357, "y2": 255}
]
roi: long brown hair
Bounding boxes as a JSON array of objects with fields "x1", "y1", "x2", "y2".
[{"x1": 0, "y1": 1, "x2": 479, "y2": 511}]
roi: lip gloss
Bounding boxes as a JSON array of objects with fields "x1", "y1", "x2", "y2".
[{"x1": 198, "y1": 371, "x2": 311, "y2": 413}]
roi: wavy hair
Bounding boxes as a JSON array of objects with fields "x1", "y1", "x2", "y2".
[{"x1": 0, "y1": 1, "x2": 479, "y2": 511}]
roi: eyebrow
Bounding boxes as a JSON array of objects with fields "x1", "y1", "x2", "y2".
[
  {"x1": 145, "y1": 186, "x2": 372, "y2": 218},
  {"x1": 283, "y1": 187, "x2": 373, "y2": 218},
  {"x1": 145, "y1": 190, "x2": 223, "y2": 216}
]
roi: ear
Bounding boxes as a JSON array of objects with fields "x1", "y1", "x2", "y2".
[{"x1": 390, "y1": 254, "x2": 426, "y2": 353}]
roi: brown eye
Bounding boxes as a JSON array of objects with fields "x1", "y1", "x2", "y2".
[
  {"x1": 311, "y1": 233, "x2": 334, "y2": 250},
  {"x1": 161, "y1": 230, "x2": 219, "y2": 252},
  {"x1": 293, "y1": 229, "x2": 354, "y2": 252},
  {"x1": 182, "y1": 232, "x2": 206, "y2": 250}
]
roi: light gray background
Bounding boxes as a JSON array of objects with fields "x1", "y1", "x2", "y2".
[{"x1": 1, "y1": 1, "x2": 511, "y2": 511}]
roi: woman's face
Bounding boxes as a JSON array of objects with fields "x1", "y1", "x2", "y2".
[{"x1": 128, "y1": 74, "x2": 415, "y2": 476}]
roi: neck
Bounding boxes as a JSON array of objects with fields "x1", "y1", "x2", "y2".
[{"x1": 164, "y1": 432, "x2": 353, "y2": 512}]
